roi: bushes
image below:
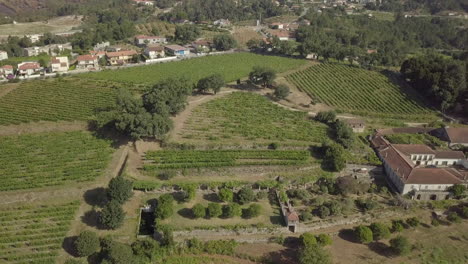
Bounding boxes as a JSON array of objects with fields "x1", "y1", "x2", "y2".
[
  {"x1": 299, "y1": 244, "x2": 332, "y2": 264},
  {"x1": 354, "y1": 225, "x2": 373, "y2": 244},
  {"x1": 207, "y1": 203, "x2": 222, "y2": 218},
  {"x1": 223, "y1": 203, "x2": 242, "y2": 218},
  {"x1": 218, "y1": 188, "x2": 234, "y2": 202},
  {"x1": 100, "y1": 200, "x2": 126, "y2": 230},
  {"x1": 406, "y1": 217, "x2": 420, "y2": 227},
  {"x1": 315, "y1": 111, "x2": 336, "y2": 124},
  {"x1": 369, "y1": 222, "x2": 391, "y2": 241},
  {"x1": 389, "y1": 235, "x2": 411, "y2": 256},
  {"x1": 237, "y1": 187, "x2": 255, "y2": 204},
  {"x1": 316, "y1": 234, "x2": 332, "y2": 246},
  {"x1": 300, "y1": 211, "x2": 313, "y2": 221},
  {"x1": 300, "y1": 233, "x2": 317, "y2": 247},
  {"x1": 242, "y1": 204, "x2": 262, "y2": 219},
  {"x1": 192, "y1": 203, "x2": 206, "y2": 219},
  {"x1": 101, "y1": 240, "x2": 136, "y2": 264},
  {"x1": 74, "y1": 231, "x2": 100, "y2": 257},
  {"x1": 447, "y1": 212, "x2": 461, "y2": 223},
  {"x1": 155, "y1": 194, "x2": 174, "y2": 220},
  {"x1": 107, "y1": 176, "x2": 133, "y2": 204},
  {"x1": 274, "y1": 84, "x2": 290, "y2": 100},
  {"x1": 391, "y1": 220, "x2": 405, "y2": 232}
]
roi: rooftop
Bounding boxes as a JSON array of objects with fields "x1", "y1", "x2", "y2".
[{"x1": 444, "y1": 127, "x2": 468, "y2": 144}]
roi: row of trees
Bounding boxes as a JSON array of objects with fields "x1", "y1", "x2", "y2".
[
  {"x1": 99, "y1": 175, "x2": 134, "y2": 230},
  {"x1": 191, "y1": 202, "x2": 261, "y2": 219}
]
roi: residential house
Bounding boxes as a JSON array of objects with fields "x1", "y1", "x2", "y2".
[
  {"x1": 191, "y1": 40, "x2": 212, "y2": 53},
  {"x1": 434, "y1": 127, "x2": 468, "y2": 147},
  {"x1": 17, "y1": 62, "x2": 42, "y2": 76},
  {"x1": 89, "y1": 51, "x2": 106, "y2": 59},
  {"x1": 132, "y1": 0, "x2": 154, "y2": 5},
  {"x1": 50, "y1": 57, "x2": 69, "y2": 73},
  {"x1": 270, "y1": 22, "x2": 284, "y2": 29},
  {"x1": 134, "y1": 35, "x2": 167, "y2": 46},
  {"x1": 23, "y1": 43, "x2": 72, "y2": 57},
  {"x1": 144, "y1": 46, "x2": 165, "y2": 59},
  {"x1": 344, "y1": 119, "x2": 366, "y2": 133},
  {"x1": 0, "y1": 65, "x2": 14, "y2": 78},
  {"x1": 269, "y1": 30, "x2": 295, "y2": 41},
  {"x1": 26, "y1": 34, "x2": 43, "y2": 43},
  {"x1": 213, "y1": 19, "x2": 231, "y2": 27},
  {"x1": 76, "y1": 55, "x2": 99, "y2": 70},
  {"x1": 0, "y1": 50, "x2": 8, "y2": 61},
  {"x1": 277, "y1": 191, "x2": 299, "y2": 233},
  {"x1": 164, "y1": 45, "x2": 190, "y2": 57},
  {"x1": 106, "y1": 50, "x2": 138, "y2": 66},
  {"x1": 93, "y1": 41, "x2": 110, "y2": 51},
  {"x1": 371, "y1": 135, "x2": 468, "y2": 200}
]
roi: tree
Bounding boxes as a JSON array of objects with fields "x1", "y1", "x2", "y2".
[
  {"x1": 192, "y1": 203, "x2": 206, "y2": 218},
  {"x1": 242, "y1": 204, "x2": 261, "y2": 218},
  {"x1": 74, "y1": 231, "x2": 100, "y2": 257},
  {"x1": 449, "y1": 184, "x2": 466, "y2": 199},
  {"x1": 406, "y1": 217, "x2": 420, "y2": 227},
  {"x1": 237, "y1": 187, "x2": 255, "y2": 204},
  {"x1": 197, "y1": 74, "x2": 225, "y2": 94},
  {"x1": 317, "y1": 205, "x2": 330, "y2": 219},
  {"x1": 300, "y1": 233, "x2": 317, "y2": 247},
  {"x1": 100, "y1": 200, "x2": 126, "y2": 229},
  {"x1": 174, "y1": 25, "x2": 201, "y2": 43},
  {"x1": 206, "y1": 203, "x2": 222, "y2": 218},
  {"x1": 155, "y1": 194, "x2": 174, "y2": 220},
  {"x1": 392, "y1": 220, "x2": 404, "y2": 232},
  {"x1": 181, "y1": 184, "x2": 196, "y2": 202},
  {"x1": 316, "y1": 234, "x2": 332, "y2": 246},
  {"x1": 274, "y1": 84, "x2": 290, "y2": 99},
  {"x1": 103, "y1": 240, "x2": 136, "y2": 264},
  {"x1": 333, "y1": 120, "x2": 354, "y2": 149},
  {"x1": 389, "y1": 235, "x2": 411, "y2": 256},
  {"x1": 462, "y1": 206, "x2": 468, "y2": 219},
  {"x1": 131, "y1": 239, "x2": 159, "y2": 262},
  {"x1": 143, "y1": 78, "x2": 193, "y2": 115},
  {"x1": 223, "y1": 203, "x2": 242, "y2": 218},
  {"x1": 369, "y1": 222, "x2": 391, "y2": 241},
  {"x1": 354, "y1": 225, "x2": 373, "y2": 244},
  {"x1": 107, "y1": 176, "x2": 133, "y2": 204},
  {"x1": 315, "y1": 111, "x2": 336, "y2": 123},
  {"x1": 249, "y1": 66, "x2": 276, "y2": 88},
  {"x1": 246, "y1": 39, "x2": 261, "y2": 50},
  {"x1": 299, "y1": 244, "x2": 332, "y2": 264},
  {"x1": 323, "y1": 142, "x2": 346, "y2": 172},
  {"x1": 278, "y1": 40, "x2": 297, "y2": 56},
  {"x1": 213, "y1": 34, "x2": 237, "y2": 51},
  {"x1": 447, "y1": 212, "x2": 461, "y2": 223},
  {"x1": 218, "y1": 188, "x2": 234, "y2": 202}
]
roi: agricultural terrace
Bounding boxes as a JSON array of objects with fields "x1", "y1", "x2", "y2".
[
  {"x1": 162, "y1": 255, "x2": 246, "y2": 264},
  {"x1": 286, "y1": 64, "x2": 437, "y2": 120},
  {"x1": 0, "y1": 78, "x2": 117, "y2": 125},
  {"x1": 0, "y1": 200, "x2": 79, "y2": 264},
  {"x1": 84, "y1": 53, "x2": 306, "y2": 85},
  {"x1": 143, "y1": 150, "x2": 310, "y2": 172},
  {"x1": 177, "y1": 92, "x2": 329, "y2": 146},
  {"x1": 0, "y1": 131, "x2": 113, "y2": 191}
]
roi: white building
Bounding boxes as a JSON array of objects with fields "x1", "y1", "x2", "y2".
[
  {"x1": 144, "y1": 46, "x2": 165, "y2": 59},
  {"x1": 134, "y1": 35, "x2": 167, "y2": 46},
  {"x1": 0, "y1": 50, "x2": 8, "y2": 61},
  {"x1": 26, "y1": 34, "x2": 43, "y2": 43},
  {"x1": 23, "y1": 43, "x2": 72, "y2": 57},
  {"x1": 164, "y1": 45, "x2": 190, "y2": 57},
  {"x1": 438, "y1": 127, "x2": 468, "y2": 147},
  {"x1": 0, "y1": 65, "x2": 14, "y2": 78},
  {"x1": 50, "y1": 57, "x2": 69, "y2": 73},
  {"x1": 76, "y1": 55, "x2": 99, "y2": 70},
  {"x1": 17, "y1": 62, "x2": 42, "y2": 76},
  {"x1": 344, "y1": 119, "x2": 366, "y2": 133}
]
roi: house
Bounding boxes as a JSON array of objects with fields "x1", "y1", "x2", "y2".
[
  {"x1": 213, "y1": 19, "x2": 231, "y2": 27},
  {"x1": 277, "y1": 191, "x2": 299, "y2": 232},
  {"x1": 344, "y1": 119, "x2": 366, "y2": 133},
  {"x1": 269, "y1": 30, "x2": 295, "y2": 41},
  {"x1": 26, "y1": 34, "x2": 43, "y2": 43},
  {"x1": 23, "y1": 43, "x2": 72, "y2": 57},
  {"x1": 89, "y1": 51, "x2": 106, "y2": 59},
  {"x1": 0, "y1": 50, "x2": 8, "y2": 61},
  {"x1": 435, "y1": 127, "x2": 468, "y2": 147},
  {"x1": 50, "y1": 57, "x2": 69, "y2": 73},
  {"x1": 367, "y1": 49, "x2": 377, "y2": 54},
  {"x1": 371, "y1": 135, "x2": 468, "y2": 200},
  {"x1": 106, "y1": 50, "x2": 138, "y2": 66},
  {"x1": 134, "y1": 35, "x2": 167, "y2": 46},
  {"x1": 299, "y1": 19, "x2": 311, "y2": 26},
  {"x1": 76, "y1": 55, "x2": 99, "y2": 70},
  {"x1": 93, "y1": 41, "x2": 110, "y2": 51},
  {"x1": 164, "y1": 45, "x2": 190, "y2": 57},
  {"x1": 0, "y1": 65, "x2": 14, "y2": 78},
  {"x1": 191, "y1": 40, "x2": 212, "y2": 53},
  {"x1": 270, "y1": 22, "x2": 284, "y2": 29},
  {"x1": 132, "y1": 0, "x2": 154, "y2": 5},
  {"x1": 144, "y1": 46, "x2": 165, "y2": 59},
  {"x1": 17, "y1": 62, "x2": 42, "y2": 76}
]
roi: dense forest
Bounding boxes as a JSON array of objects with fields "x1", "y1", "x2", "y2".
[{"x1": 365, "y1": 0, "x2": 468, "y2": 14}]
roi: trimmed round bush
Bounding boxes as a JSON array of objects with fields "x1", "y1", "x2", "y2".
[
  {"x1": 192, "y1": 203, "x2": 206, "y2": 218},
  {"x1": 74, "y1": 231, "x2": 100, "y2": 257}
]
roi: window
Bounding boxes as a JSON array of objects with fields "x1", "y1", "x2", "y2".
[
  {"x1": 435, "y1": 161, "x2": 438, "y2": 165},
  {"x1": 453, "y1": 161, "x2": 456, "y2": 165},
  {"x1": 442, "y1": 161, "x2": 448, "y2": 166}
]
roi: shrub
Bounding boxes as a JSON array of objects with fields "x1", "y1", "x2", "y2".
[
  {"x1": 218, "y1": 188, "x2": 234, "y2": 202},
  {"x1": 274, "y1": 84, "x2": 290, "y2": 100},
  {"x1": 204, "y1": 239, "x2": 238, "y2": 255},
  {"x1": 447, "y1": 212, "x2": 461, "y2": 223},
  {"x1": 155, "y1": 194, "x2": 174, "y2": 220},
  {"x1": 299, "y1": 244, "x2": 332, "y2": 264},
  {"x1": 207, "y1": 203, "x2": 222, "y2": 218},
  {"x1": 256, "y1": 191, "x2": 268, "y2": 200},
  {"x1": 192, "y1": 203, "x2": 206, "y2": 218},
  {"x1": 356, "y1": 199, "x2": 378, "y2": 212},
  {"x1": 389, "y1": 235, "x2": 411, "y2": 256},
  {"x1": 100, "y1": 200, "x2": 125, "y2": 230},
  {"x1": 74, "y1": 231, "x2": 100, "y2": 257},
  {"x1": 181, "y1": 185, "x2": 196, "y2": 202},
  {"x1": 157, "y1": 170, "x2": 176, "y2": 180},
  {"x1": 223, "y1": 203, "x2": 242, "y2": 218},
  {"x1": 107, "y1": 176, "x2": 133, "y2": 204},
  {"x1": 268, "y1": 142, "x2": 279, "y2": 150},
  {"x1": 449, "y1": 184, "x2": 466, "y2": 199},
  {"x1": 300, "y1": 233, "x2": 317, "y2": 247},
  {"x1": 317, "y1": 205, "x2": 330, "y2": 219},
  {"x1": 242, "y1": 204, "x2": 262, "y2": 218},
  {"x1": 131, "y1": 239, "x2": 160, "y2": 261},
  {"x1": 354, "y1": 225, "x2": 373, "y2": 244},
  {"x1": 406, "y1": 217, "x2": 420, "y2": 227},
  {"x1": 315, "y1": 111, "x2": 336, "y2": 124},
  {"x1": 102, "y1": 240, "x2": 136, "y2": 264},
  {"x1": 237, "y1": 187, "x2": 255, "y2": 204},
  {"x1": 461, "y1": 206, "x2": 468, "y2": 218},
  {"x1": 300, "y1": 211, "x2": 313, "y2": 221},
  {"x1": 392, "y1": 220, "x2": 404, "y2": 232},
  {"x1": 316, "y1": 234, "x2": 332, "y2": 246},
  {"x1": 431, "y1": 218, "x2": 440, "y2": 226},
  {"x1": 369, "y1": 222, "x2": 391, "y2": 241}
]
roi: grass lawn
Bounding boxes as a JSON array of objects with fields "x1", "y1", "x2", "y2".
[
  {"x1": 158, "y1": 193, "x2": 281, "y2": 230},
  {"x1": 177, "y1": 92, "x2": 329, "y2": 146},
  {"x1": 0, "y1": 78, "x2": 117, "y2": 125},
  {"x1": 83, "y1": 53, "x2": 306, "y2": 85},
  {"x1": 286, "y1": 63, "x2": 438, "y2": 121}
]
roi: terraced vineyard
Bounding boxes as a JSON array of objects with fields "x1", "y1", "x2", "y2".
[
  {"x1": 178, "y1": 92, "x2": 329, "y2": 146},
  {"x1": 0, "y1": 131, "x2": 114, "y2": 191},
  {"x1": 0, "y1": 200, "x2": 80, "y2": 264},
  {"x1": 85, "y1": 53, "x2": 305, "y2": 85},
  {"x1": 144, "y1": 149, "x2": 310, "y2": 170},
  {"x1": 286, "y1": 64, "x2": 436, "y2": 120},
  {"x1": 0, "y1": 78, "x2": 117, "y2": 125}
]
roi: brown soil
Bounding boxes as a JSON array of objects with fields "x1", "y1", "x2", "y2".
[
  {"x1": 0, "y1": 82, "x2": 19, "y2": 98},
  {"x1": 0, "y1": 120, "x2": 88, "y2": 136}
]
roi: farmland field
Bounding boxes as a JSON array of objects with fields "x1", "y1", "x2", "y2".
[
  {"x1": 177, "y1": 92, "x2": 329, "y2": 146},
  {"x1": 0, "y1": 131, "x2": 113, "y2": 191},
  {"x1": 0, "y1": 78, "x2": 117, "y2": 125},
  {"x1": 0, "y1": 200, "x2": 79, "y2": 264},
  {"x1": 84, "y1": 53, "x2": 306, "y2": 85},
  {"x1": 286, "y1": 64, "x2": 437, "y2": 120},
  {"x1": 143, "y1": 149, "x2": 310, "y2": 171}
]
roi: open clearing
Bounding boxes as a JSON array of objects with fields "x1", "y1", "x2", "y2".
[
  {"x1": 84, "y1": 53, "x2": 306, "y2": 85},
  {"x1": 0, "y1": 131, "x2": 114, "y2": 191},
  {"x1": 0, "y1": 78, "x2": 117, "y2": 125},
  {"x1": 175, "y1": 92, "x2": 329, "y2": 146},
  {"x1": 0, "y1": 16, "x2": 82, "y2": 37},
  {"x1": 286, "y1": 64, "x2": 437, "y2": 120},
  {"x1": 0, "y1": 200, "x2": 79, "y2": 264}
]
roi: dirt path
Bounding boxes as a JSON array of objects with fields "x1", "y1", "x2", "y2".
[{"x1": 0, "y1": 120, "x2": 88, "y2": 136}]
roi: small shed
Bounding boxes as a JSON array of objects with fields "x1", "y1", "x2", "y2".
[{"x1": 344, "y1": 119, "x2": 366, "y2": 133}]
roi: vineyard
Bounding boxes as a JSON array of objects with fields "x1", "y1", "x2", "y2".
[
  {"x1": 84, "y1": 53, "x2": 305, "y2": 85},
  {"x1": 0, "y1": 78, "x2": 117, "y2": 125},
  {"x1": 144, "y1": 149, "x2": 310, "y2": 170},
  {"x1": 178, "y1": 92, "x2": 329, "y2": 145},
  {"x1": 0, "y1": 200, "x2": 80, "y2": 264},
  {"x1": 0, "y1": 131, "x2": 114, "y2": 191},
  {"x1": 286, "y1": 64, "x2": 436, "y2": 120}
]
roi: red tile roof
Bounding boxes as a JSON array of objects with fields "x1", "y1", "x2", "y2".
[
  {"x1": 434, "y1": 151, "x2": 466, "y2": 159},
  {"x1": 444, "y1": 127, "x2": 468, "y2": 144},
  {"x1": 18, "y1": 62, "x2": 40, "y2": 70},
  {"x1": 392, "y1": 144, "x2": 435, "y2": 155},
  {"x1": 135, "y1": 35, "x2": 164, "y2": 40},
  {"x1": 106, "y1": 50, "x2": 138, "y2": 57},
  {"x1": 164, "y1": 45, "x2": 187, "y2": 51},
  {"x1": 0, "y1": 65, "x2": 13, "y2": 69},
  {"x1": 77, "y1": 55, "x2": 97, "y2": 61},
  {"x1": 406, "y1": 168, "x2": 463, "y2": 184},
  {"x1": 146, "y1": 46, "x2": 164, "y2": 52}
]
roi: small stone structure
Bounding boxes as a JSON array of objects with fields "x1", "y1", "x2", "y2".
[{"x1": 276, "y1": 191, "x2": 299, "y2": 232}]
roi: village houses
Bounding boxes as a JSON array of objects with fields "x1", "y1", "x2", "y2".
[
  {"x1": 144, "y1": 46, "x2": 165, "y2": 59},
  {"x1": 164, "y1": 45, "x2": 190, "y2": 57},
  {"x1": 76, "y1": 55, "x2": 99, "y2": 70},
  {"x1": 344, "y1": 119, "x2": 366, "y2": 133},
  {"x1": 134, "y1": 35, "x2": 167, "y2": 46},
  {"x1": 17, "y1": 62, "x2": 42, "y2": 77},
  {"x1": 50, "y1": 57, "x2": 69, "y2": 73},
  {"x1": 23, "y1": 43, "x2": 72, "y2": 57},
  {"x1": 0, "y1": 50, "x2": 8, "y2": 61},
  {"x1": 106, "y1": 50, "x2": 138, "y2": 66},
  {"x1": 191, "y1": 40, "x2": 212, "y2": 53},
  {"x1": 0, "y1": 65, "x2": 14, "y2": 78}
]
